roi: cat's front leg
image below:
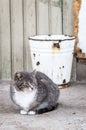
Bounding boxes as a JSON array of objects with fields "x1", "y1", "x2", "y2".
[
  {"x1": 20, "y1": 110, "x2": 28, "y2": 115},
  {"x1": 20, "y1": 108, "x2": 29, "y2": 115},
  {"x1": 28, "y1": 110, "x2": 36, "y2": 115},
  {"x1": 20, "y1": 110, "x2": 36, "y2": 115}
]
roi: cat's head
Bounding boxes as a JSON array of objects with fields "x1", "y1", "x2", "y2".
[{"x1": 13, "y1": 70, "x2": 37, "y2": 91}]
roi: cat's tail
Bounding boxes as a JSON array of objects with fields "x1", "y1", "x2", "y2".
[{"x1": 36, "y1": 103, "x2": 59, "y2": 114}]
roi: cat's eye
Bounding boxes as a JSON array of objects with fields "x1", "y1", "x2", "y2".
[
  {"x1": 14, "y1": 76, "x2": 18, "y2": 80},
  {"x1": 19, "y1": 75, "x2": 23, "y2": 80}
]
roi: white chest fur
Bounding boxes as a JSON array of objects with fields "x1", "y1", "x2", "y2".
[{"x1": 13, "y1": 88, "x2": 37, "y2": 110}]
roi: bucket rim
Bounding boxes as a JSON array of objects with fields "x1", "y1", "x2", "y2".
[{"x1": 28, "y1": 34, "x2": 76, "y2": 41}]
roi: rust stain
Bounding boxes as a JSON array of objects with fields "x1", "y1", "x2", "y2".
[
  {"x1": 52, "y1": 40, "x2": 61, "y2": 55},
  {"x1": 74, "y1": 46, "x2": 86, "y2": 59},
  {"x1": 73, "y1": 0, "x2": 82, "y2": 46},
  {"x1": 52, "y1": 41, "x2": 61, "y2": 50},
  {"x1": 58, "y1": 82, "x2": 70, "y2": 89}
]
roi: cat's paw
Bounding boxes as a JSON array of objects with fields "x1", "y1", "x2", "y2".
[
  {"x1": 28, "y1": 111, "x2": 36, "y2": 115},
  {"x1": 20, "y1": 110, "x2": 28, "y2": 115}
]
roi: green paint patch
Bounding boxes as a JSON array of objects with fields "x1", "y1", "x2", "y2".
[
  {"x1": 39, "y1": 0, "x2": 49, "y2": 4},
  {"x1": 39, "y1": 0, "x2": 62, "y2": 8},
  {"x1": 52, "y1": 0, "x2": 61, "y2": 8}
]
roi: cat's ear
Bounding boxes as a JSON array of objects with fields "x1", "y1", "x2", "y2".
[
  {"x1": 14, "y1": 72, "x2": 23, "y2": 81},
  {"x1": 31, "y1": 69, "x2": 37, "y2": 77}
]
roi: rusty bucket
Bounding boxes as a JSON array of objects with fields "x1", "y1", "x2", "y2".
[{"x1": 29, "y1": 35, "x2": 75, "y2": 88}]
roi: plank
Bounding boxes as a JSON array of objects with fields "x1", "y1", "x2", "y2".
[
  {"x1": 0, "y1": 0, "x2": 11, "y2": 79},
  {"x1": 10, "y1": 0, "x2": 23, "y2": 75},
  {"x1": 63, "y1": 0, "x2": 74, "y2": 35},
  {"x1": 63, "y1": 0, "x2": 76, "y2": 81},
  {"x1": 51, "y1": 0, "x2": 62, "y2": 34},
  {"x1": 23, "y1": 0, "x2": 36, "y2": 71},
  {"x1": 37, "y1": 0, "x2": 49, "y2": 34}
]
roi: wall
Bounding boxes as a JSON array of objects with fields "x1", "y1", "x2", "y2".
[
  {"x1": 78, "y1": 0, "x2": 86, "y2": 53},
  {"x1": 77, "y1": 0, "x2": 86, "y2": 81},
  {"x1": 0, "y1": 0, "x2": 74, "y2": 79}
]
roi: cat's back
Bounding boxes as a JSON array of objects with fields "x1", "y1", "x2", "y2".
[
  {"x1": 35, "y1": 71, "x2": 60, "y2": 104},
  {"x1": 36, "y1": 71, "x2": 53, "y2": 83}
]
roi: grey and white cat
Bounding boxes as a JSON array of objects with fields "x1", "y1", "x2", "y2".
[{"x1": 10, "y1": 70, "x2": 60, "y2": 115}]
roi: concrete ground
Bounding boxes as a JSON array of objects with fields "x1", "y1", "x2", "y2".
[{"x1": 0, "y1": 81, "x2": 86, "y2": 130}]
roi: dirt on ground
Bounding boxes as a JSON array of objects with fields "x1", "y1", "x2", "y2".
[{"x1": 0, "y1": 81, "x2": 86, "y2": 130}]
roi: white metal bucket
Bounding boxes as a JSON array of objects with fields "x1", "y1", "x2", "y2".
[{"x1": 29, "y1": 35, "x2": 75, "y2": 87}]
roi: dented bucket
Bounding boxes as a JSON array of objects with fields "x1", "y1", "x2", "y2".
[{"x1": 29, "y1": 35, "x2": 75, "y2": 88}]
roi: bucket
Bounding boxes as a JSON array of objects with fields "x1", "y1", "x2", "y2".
[{"x1": 29, "y1": 35, "x2": 75, "y2": 88}]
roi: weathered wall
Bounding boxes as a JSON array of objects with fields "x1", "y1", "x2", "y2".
[
  {"x1": 73, "y1": 0, "x2": 86, "y2": 81},
  {"x1": 0, "y1": 0, "x2": 74, "y2": 79}
]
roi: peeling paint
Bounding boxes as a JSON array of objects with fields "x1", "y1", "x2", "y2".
[
  {"x1": 33, "y1": 53, "x2": 36, "y2": 57},
  {"x1": 52, "y1": 41, "x2": 61, "y2": 53},
  {"x1": 36, "y1": 61, "x2": 40, "y2": 66},
  {"x1": 29, "y1": 35, "x2": 75, "y2": 85},
  {"x1": 63, "y1": 79, "x2": 66, "y2": 84}
]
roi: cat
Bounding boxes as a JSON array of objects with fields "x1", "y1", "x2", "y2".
[{"x1": 10, "y1": 70, "x2": 60, "y2": 115}]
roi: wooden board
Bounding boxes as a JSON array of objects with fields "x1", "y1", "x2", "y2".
[
  {"x1": 62, "y1": 0, "x2": 76, "y2": 81},
  {"x1": 10, "y1": 0, "x2": 23, "y2": 76},
  {"x1": 36, "y1": 0, "x2": 49, "y2": 34},
  {"x1": 63, "y1": 0, "x2": 74, "y2": 35},
  {"x1": 23, "y1": 0, "x2": 36, "y2": 71},
  {"x1": 51, "y1": 0, "x2": 62, "y2": 34},
  {"x1": 0, "y1": 0, "x2": 11, "y2": 79}
]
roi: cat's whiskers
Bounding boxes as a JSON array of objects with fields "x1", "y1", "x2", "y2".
[{"x1": 28, "y1": 82, "x2": 34, "y2": 91}]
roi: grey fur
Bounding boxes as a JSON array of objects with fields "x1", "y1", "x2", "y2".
[{"x1": 10, "y1": 70, "x2": 60, "y2": 114}]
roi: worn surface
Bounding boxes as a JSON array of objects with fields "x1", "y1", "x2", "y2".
[
  {"x1": 76, "y1": 62, "x2": 86, "y2": 81},
  {"x1": 0, "y1": 0, "x2": 11, "y2": 78},
  {"x1": 0, "y1": 81, "x2": 86, "y2": 130},
  {"x1": 73, "y1": 0, "x2": 81, "y2": 46},
  {"x1": 0, "y1": 0, "x2": 74, "y2": 79}
]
